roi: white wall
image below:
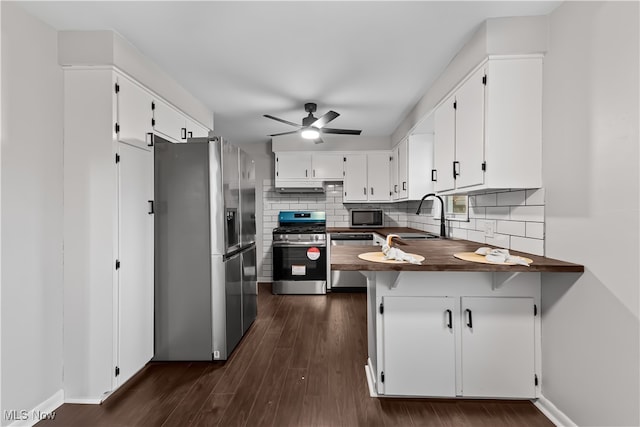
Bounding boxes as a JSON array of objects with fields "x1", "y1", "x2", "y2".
[
  {"x1": 541, "y1": 2, "x2": 639, "y2": 426},
  {"x1": 0, "y1": 1, "x2": 64, "y2": 423}
]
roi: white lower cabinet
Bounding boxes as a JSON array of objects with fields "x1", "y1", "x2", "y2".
[
  {"x1": 378, "y1": 287, "x2": 537, "y2": 399},
  {"x1": 460, "y1": 297, "x2": 535, "y2": 398},
  {"x1": 382, "y1": 296, "x2": 456, "y2": 397}
]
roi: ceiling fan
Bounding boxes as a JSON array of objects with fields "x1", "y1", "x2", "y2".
[{"x1": 264, "y1": 102, "x2": 362, "y2": 144}]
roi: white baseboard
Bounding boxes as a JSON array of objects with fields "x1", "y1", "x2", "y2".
[
  {"x1": 7, "y1": 389, "x2": 64, "y2": 427},
  {"x1": 533, "y1": 395, "x2": 577, "y2": 427},
  {"x1": 64, "y1": 398, "x2": 102, "y2": 404},
  {"x1": 364, "y1": 359, "x2": 378, "y2": 397}
]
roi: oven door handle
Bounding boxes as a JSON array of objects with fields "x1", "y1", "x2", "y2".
[{"x1": 272, "y1": 241, "x2": 326, "y2": 247}]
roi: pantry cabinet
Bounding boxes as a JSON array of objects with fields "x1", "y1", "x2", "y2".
[
  {"x1": 433, "y1": 56, "x2": 542, "y2": 194},
  {"x1": 63, "y1": 68, "x2": 209, "y2": 402},
  {"x1": 343, "y1": 152, "x2": 390, "y2": 202}
]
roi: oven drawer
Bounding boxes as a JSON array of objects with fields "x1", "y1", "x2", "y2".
[{"x1": 273, "y1": 245, "x2": 327, "y2": 281}]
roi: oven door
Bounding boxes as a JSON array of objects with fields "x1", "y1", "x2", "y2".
[{"x1": 272, "y1": 242, "x2": 327, "y2": 294}]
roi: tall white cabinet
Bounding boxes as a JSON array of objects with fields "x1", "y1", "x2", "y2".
[{"x1": 63, "y1": 68, "x2": 210, "y2": 401}]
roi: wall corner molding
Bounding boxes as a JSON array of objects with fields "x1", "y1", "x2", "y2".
[{"x1": 533, "y1": 394, "x2": 577, "y2": 427}]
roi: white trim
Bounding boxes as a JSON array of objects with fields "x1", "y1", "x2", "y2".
[
  {"x1": 533, "y1": 395, "x2": 577, "y2": 427},
  {"x1": 64, "y1": 398, "x2": 102, "y2": 405},
  {"x1": 8, "y1": 389, "x2": 64, "y2": 427},
  {"x1": 364, "y1": 362, "x2": 379, "y2": 398}
]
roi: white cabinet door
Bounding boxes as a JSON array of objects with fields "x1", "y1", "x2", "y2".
[
  {"x1": 153, "y1": 99, "x2": 187, "y2": 142},
  {"x1": 390, "y1": 145, "x2": 399, "y2": 200},
  {"x1": 433, "y1": 94, "x2": 456, "y2": 192},
  {"x1": 383, "y1": 297, "x2": 456, "y2": 397},
  {"x1": 367, "y1": 153, "x2": 390, "y2": 202},
  {"x1": 455, "y1": 67, "x2": 485, "y2": 189},
  {"x1": 312, "y1": 153, "x2": 343, "y2": 180},
  {"x1": 186, "y1": 117, "x2": 210, "y2": 139},
  {"x1": 117, "y1": 142, "x2": 154, "y2": 387},
  {"x1": 276, "y1": 152, "x2": 312, "y2": 179},
  {"x1": 397, "y1": 138, "x2": 408, "y2": 199},
  {"x1": 116, "y1": 76, "x2": 153, "y2": 150},
  {"x1": 406, "y1": 133, "x2": 435, "y2": 200},
  {"x1": 343, "y1": 154, "x2": 368, "y2": 202},
  {"x1": 461, "y1": 297, "x2": 535, "y2": 398}
]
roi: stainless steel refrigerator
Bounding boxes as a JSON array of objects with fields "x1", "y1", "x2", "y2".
[{"x1": 154, "y1": 135, "x2": 257, "y2": 361}]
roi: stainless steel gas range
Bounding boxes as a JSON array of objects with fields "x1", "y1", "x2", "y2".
[{"x1": 272, "y1": 211, "x2": 327, "y2": 295}]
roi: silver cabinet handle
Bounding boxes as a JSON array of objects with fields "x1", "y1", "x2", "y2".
[
  {"x1": 363, "y1": 187, "x2": 367, "y2": 195},
  {"x1": 371, "y1": 187, "x2": 374, "y2": 195}
]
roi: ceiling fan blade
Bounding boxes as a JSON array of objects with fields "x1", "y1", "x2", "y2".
[
  {"x1": 313, "y1": 136, "x2": 324, "y2": 144},
  {"x1": 322, "y1": 127, "x2": 362, "y2": 135},
  {"x1": 269, "y1": 130, "x2": 300, "y2": 137},
  {"x1": 311, "y1": 110, "x2": 339, "y2": 129},
  {"x1": 264, "y1": 114, "x2": 300, "y2": 127}
]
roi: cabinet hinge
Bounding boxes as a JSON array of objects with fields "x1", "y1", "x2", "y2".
[
  {"x1": 115, "y1": 366, "x2": 120, "y2": 377},
  {"x1": 343, "y1": 157, "x2": 346, "y2": 162},
  {"x1": 534, "y1": 304, "x2": 538, "y2": 316},
  {"x1": 276, "y1": 171, "x2": 278, "y2": 177},
  {"x1": 379, "y1": 303, "x2": 384, "y2": 315},
  {"x1": 482, "y1": 75, "x2": 487, "y2": 85},
  {"x1": 115, "y1": 122, "x2": 120, "y2": 134},
  {"x1": 453, "y1": 100, "x2": 457, "y2": 110},
  {"x1": 151, "y1": 101, "x2": 155, "y2": 111},
  {"x1": 344, "y1": 192, "x2": 347, "y2": 197},
  {"x1": 115, "y1": 153, "x2": 120, "y2": 164},
  {"x1": 381, "y1": 371, "x2": 385, "y2": 383},
  {"x1": 481, "y1": 161, "x2": 486, "y2": 172},
  {"x1": 114, "y1": 83, "x2": 119, "y2": 94},
  {"x1": 151, "y1": 118, "x2": 156, "y2": 127},
  {"x1": 534, "y1": 374, "x2": 538, "y2": 386},
  {"x1": 115, "y1": 259, "x2": 120, "y2": 270}
]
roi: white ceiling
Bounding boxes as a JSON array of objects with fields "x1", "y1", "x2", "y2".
[{"x1": 19, "y1": 1, "x2": 560, "y2": 146}]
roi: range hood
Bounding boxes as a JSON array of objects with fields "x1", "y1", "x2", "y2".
[{"x1": 275, "y1": 180, "x2": 325, "y2": 193}]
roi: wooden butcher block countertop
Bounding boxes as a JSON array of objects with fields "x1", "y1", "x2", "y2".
[{"x1": 328, "y1": 228, "x2": 584, "y2": 273}]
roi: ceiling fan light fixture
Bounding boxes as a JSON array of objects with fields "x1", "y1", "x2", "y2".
[{"x1": 301, "y1": 127, "x2": 320, "y2": 140}]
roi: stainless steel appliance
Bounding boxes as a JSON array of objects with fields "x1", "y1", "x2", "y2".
[
  {"x1": 272, "y1": 211, "x2": 327, "y2": 295},
  {"x1": 349, "y1": 208, "x2": 384, "y2": 228},
  {"x1": 329, "y1": 233, "x2": 376, "y2": 290},
  {"x1": 154, "y1": 135, "x2": 257, "y2": 361}
]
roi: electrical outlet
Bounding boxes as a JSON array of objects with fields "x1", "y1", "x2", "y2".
[
  {"x1": 484, "y1": 221, "x2": 495, "y2": 238},
  {"x1": 213, "y1": 350, "x2": 220, "y2": 359}
]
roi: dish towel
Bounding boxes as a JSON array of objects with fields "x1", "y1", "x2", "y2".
[
  {"x1": 474, "y1": 247, "x2": 531, "y2": 266},
  {"x1": 381, "y1": 234, "x2": 423, "y2": 264}
]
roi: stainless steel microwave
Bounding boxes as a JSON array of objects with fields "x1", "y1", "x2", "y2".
[{"x1": 349, "y1": 209, "x2": 384, "y2": 228}]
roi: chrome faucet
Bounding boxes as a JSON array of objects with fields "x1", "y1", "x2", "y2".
[{"x1": 415, "y1": 193, "x2": 446, "y2": 238}]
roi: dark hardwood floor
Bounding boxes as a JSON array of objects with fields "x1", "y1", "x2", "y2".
[{"x1": 38, "y1": 283, "x2": 553, "y2": 427}]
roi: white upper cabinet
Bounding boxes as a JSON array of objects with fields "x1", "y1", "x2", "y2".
[
  {"x1": 433, "y1": 56, "x2": 542, "y2": 194},
  {"x1": 393, "y1": 134, "x2": 435, "y2": 200},
  {"x1": 275, "y1": 152, "x2": 344, "y2": 182},
  {"x1": 343, "y1": 152, "x2": 390, "y2": 202},
  {"x1": 116, "y1": 75, "x2": 154, "y2": 150},
  {"x1": 275, "y1": 152, "x2": 313, "y2": 179},
  {"x1": 311, "y1": 153, "x2": 343, "y2": 180},
  {"x1": 153, "y1": 98, "x2": 210, "y2": 143}
]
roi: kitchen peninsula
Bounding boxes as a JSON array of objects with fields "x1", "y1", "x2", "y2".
[{"x1": 329, "y1": 229, "x2": 583, "y2": 400}]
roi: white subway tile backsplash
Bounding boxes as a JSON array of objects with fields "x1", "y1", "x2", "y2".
[
  {"x1": 497, "y1": 190, "x2": 526, "y2": 206},
  {"x1": 510, "y1": 205, "x2": 544, "y2": 222},
  {"x1": 525, "y1": 188, "x2": 545, "y2": 205},
  {"x1": 497, "y1": 220, "x2": 526, "y2": 236},
  {"x1": 511, "y1": 236, "x2": 544, "y2": 256},
  {"x1": 486, "y1": 207, "x2": 510, "y2": 220},
  {"x1": 485, "y1": 233, "x2": 510, "y2": 249},
  {"x1": 476, "y1": 193, "x2": 497, "y2": 207},
  {"x1": 526, "y1": 222, "x2": 545, "y2": 239},
  {"x1": 260, "y1": 184, "x2": 547, "y2": 278},
  {"x1": 467, "y1": 230, "x2": 486, "y2": 244}
]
